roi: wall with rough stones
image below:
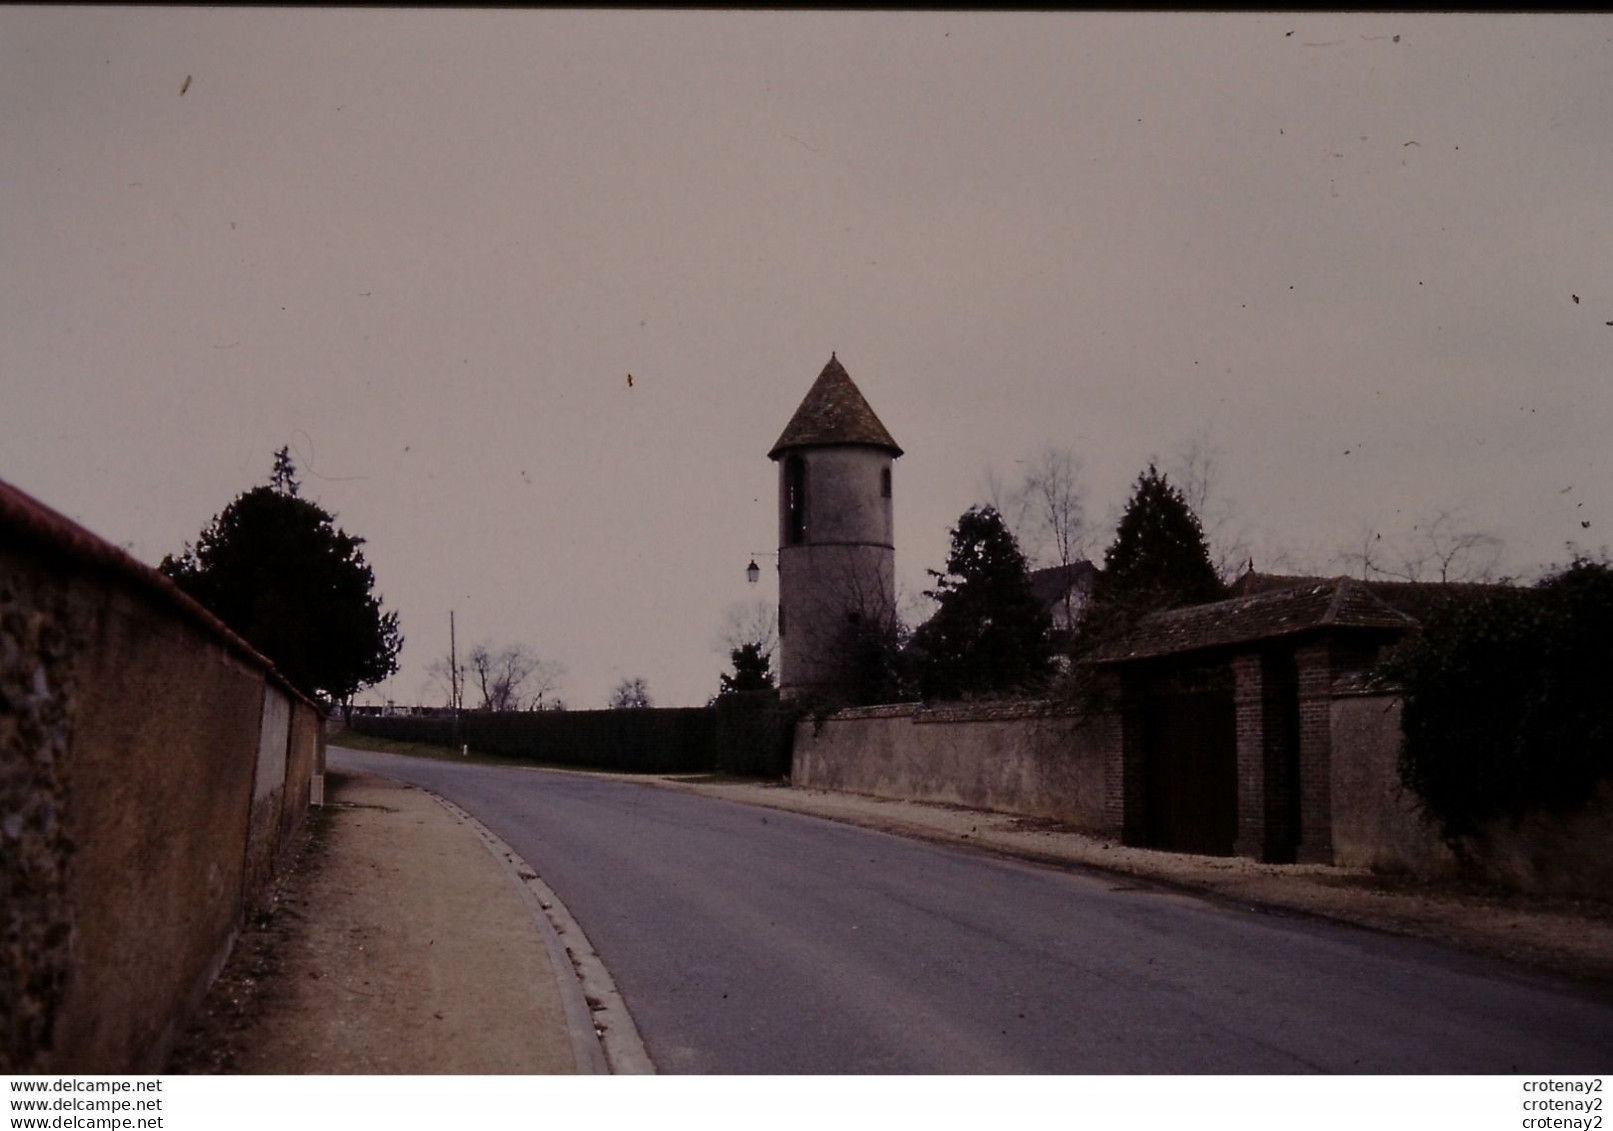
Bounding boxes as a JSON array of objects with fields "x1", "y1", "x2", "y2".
[
  {"x1": 791, "y1": 701, "x2": 1113, "y2": 834},
  {"x1": 1331, "y1": 690, "x2": 1613, "y2": 897},
  {"x1": 1, "y1": 480, "x2": 324, "y2": 1073},
  {"x1": 799, "y1": 687, "x2": 1611, "y2": 898},
  {"x1": 1328, "y1": 690, "x2": 1456, "y2": 876}
]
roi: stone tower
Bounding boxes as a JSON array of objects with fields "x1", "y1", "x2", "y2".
[{"x1": 768, "y1": 355, "x2": 903, "y2": 700}]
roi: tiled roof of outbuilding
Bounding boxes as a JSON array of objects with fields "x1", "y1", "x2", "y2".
[
  {"x1": 768, "y1": 354, "x2": 903, "y2": 459},
  {"x1": 1090, "y1": 577, "x2": 1419, "y2": 663},
  {"x1": 1229, "y1": 569, "x2": 1515, "y2": 624}
]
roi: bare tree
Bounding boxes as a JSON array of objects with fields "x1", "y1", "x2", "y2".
[
  {"x1": 1166, "y1": 431, "x2": 1251, "y2": 585},
  {"x1": 1335, "y1": 507, "x2": 1504, "y2": 583},
  {"x1": 453, "y1": 643, "x2": 566, "y2": 712},
  {"x1": 424, "y1": 654, "x2": 460, "y2": 712},
  {"x1": 976, "y1": 459, "x2": 1033, "y2": 543},
  {"x1": 1251, "y1": 539, "x2": 1332, "y2": 579},
  {"x1": 1389, "y1": 508, "x2": 1503, "y2": 583},
  {"x1": 609, "y1": 677, "x2": 653, "y2": 709},
  {"x1": 715, "y1": 599, "x2": 777, "y2": 665},
  {"x1": 971, "y1": 448, "x2": 1094, "y2": 633},
  {"x1": 1019, "y1": 447, "x2": 1089, "y2": 568},
  {"x1": 1017, "y1": 447, "x2": 1091, "y2": 630},
  {"x1": 1337, "y1": 521, "x2": 1392, "y2": 581}
]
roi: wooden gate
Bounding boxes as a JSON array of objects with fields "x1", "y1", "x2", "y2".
[{"x1": 1142, "y1": 662, "x2": 1237, "y2": 856}]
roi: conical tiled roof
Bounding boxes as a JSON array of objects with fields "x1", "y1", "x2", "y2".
[{"x1": 768, "y1": 355, "x2": 903, "y2": 459}]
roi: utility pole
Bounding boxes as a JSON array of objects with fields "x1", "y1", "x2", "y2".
[{"x1": 450, "y1": 609, "x2": 462, "y2": 746}]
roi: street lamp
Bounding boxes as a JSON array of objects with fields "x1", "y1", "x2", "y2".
[{"x1": 745, "y1": 551, "x2": 778, "y2": 585}]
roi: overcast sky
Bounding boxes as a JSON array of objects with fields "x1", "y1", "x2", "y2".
[{"x1": 4, "y1": 9, "x2": 1610, "y2": 709}]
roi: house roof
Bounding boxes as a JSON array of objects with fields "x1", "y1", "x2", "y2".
[
  {"x1": 1229, "y1": 569, "x2": 1514, "y2": 624},
  {"x1": 768, "y1": 354, "x2": 903, "y2": 460},
  {"x1": 1090, "y1": 577, "x2": 1419, "y2": 664},
  {"x1": 1028, "y1": 561, "x2": 1097, "y2": 607}
]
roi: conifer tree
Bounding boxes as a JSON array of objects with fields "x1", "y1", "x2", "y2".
[
  {"x1": 1078, "y1": 464, "x2": 1226, "y2": 649},
  {"x1": 719, "y1": 642, "x2": 776, "y2": 696},
  {"x1": 910, "y1": 506, "x2": 1052, "y2": 701},
  {"x1": 160, "y1": 450, "x2": 401, "y2": 708}
]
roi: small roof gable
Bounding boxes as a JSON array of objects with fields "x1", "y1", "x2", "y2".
[
  {"x1": 769, "y1": 354, "x2": 903, "y2": 460},
  {"x1": 1091, "y1": 577, "x2": 1419, "y2": 664}
]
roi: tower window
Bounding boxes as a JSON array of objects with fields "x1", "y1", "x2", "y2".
[
  {"x1": 785, "y1": 455, "x2": 807, "y2": 545},
  {"x1": 880, "y1": 467, "x2": 892, "y2": 498}
]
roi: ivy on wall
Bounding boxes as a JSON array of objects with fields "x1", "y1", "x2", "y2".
[{"x1": 1381, "y1": 558, "x2": 1613, "y2": 844}]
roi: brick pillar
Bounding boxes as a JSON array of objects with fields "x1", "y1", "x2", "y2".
[
  {"x1": 1293, "y1": 638, "x2": 1335, "y2": 864},
  {"x1": 1231, "y1": 651, "x2": 1267, "y2": 860},
  {"x1": 1260, "y1": 651, "x2": 1300, "y2": 863},
  {"x1": 1120, "y1": 671, "x2": 1148, "y2": 846},
  {"x1": 1099, "y1": 668, "x2": 1147, "y2": 845},
  {"x1": 1097, "y1": 668, "x2": 1126, "y2": 838}
]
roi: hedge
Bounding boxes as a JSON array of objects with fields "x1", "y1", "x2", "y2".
[
  {"x1": 348, "y1": 698, "x2": 799, "y2": 778},
  {"x1": 1381, "y1": 558, "x2": 1613, "y2": 843}
]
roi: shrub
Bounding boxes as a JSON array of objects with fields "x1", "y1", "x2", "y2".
[{"x1": 1381, "y1": 557, "x2": 1613, "y2": 843}]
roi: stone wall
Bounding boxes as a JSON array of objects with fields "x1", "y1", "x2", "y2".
[
  {"x1": 1331, "y1": 690, "x2": 1613, "y2": 897},
  {"x1": 1464, "y1": 779, "x2": 1613, "y2": 898},
  {"x1": 1, "y1": 479, "x2": 324, "y2": 1073},
  {"x1": 1328, "y1": 691, "x2": 1455, "y2": 876},
  {"x1": 791, "y1": 701, "x2": 1113, "y2": 833},
  {"x1": 799, "y1": 687, "x2": 1611, "y2": 899}
]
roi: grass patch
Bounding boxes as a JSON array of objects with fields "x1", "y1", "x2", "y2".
[
  {"x1": 327, "y1": 728, "x2": 643, "y2": 773},
  {"x1": 325, "y1": 729, "x2": 511, "y2": 766},
  {"x1": 664, "y1": 771, "x2": 792, "y2": 786}
]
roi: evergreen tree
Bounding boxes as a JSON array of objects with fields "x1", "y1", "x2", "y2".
[
  {"x1": 910, "y1": 506, "x2": 1053, "y2": 701},
  {"x1": 1079, "y1": 464, "x2": 1226, "y2": 649},
  {"x1": 269, "y1": 445, "x2": 300, "y2": 497},
  {"x1": 718, "y1": 642, "x2": 776, "y2": 697},
  {"x1": 160, "y1": 450, "x2": 402, "y2": 707}
]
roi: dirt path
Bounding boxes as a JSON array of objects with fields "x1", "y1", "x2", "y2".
[{"x1": 167, "y1": 771, "x2": 582, "y2": 1074}]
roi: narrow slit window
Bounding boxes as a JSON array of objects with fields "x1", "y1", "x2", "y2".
[
  {"x1": 786, "y1": 455, "x2": 807, "y2": 545},
  {"x1": 880, "y1": 466, "x2": 892, "y2": 498}
]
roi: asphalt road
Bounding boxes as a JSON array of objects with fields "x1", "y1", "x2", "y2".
[{"x1": 329, "y1": 747, "x2": 1613, "y2": 1074}]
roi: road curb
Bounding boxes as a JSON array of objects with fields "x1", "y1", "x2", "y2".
[{"x1": 423, "y1": 791, "x2": 656, "y2": 1075}]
